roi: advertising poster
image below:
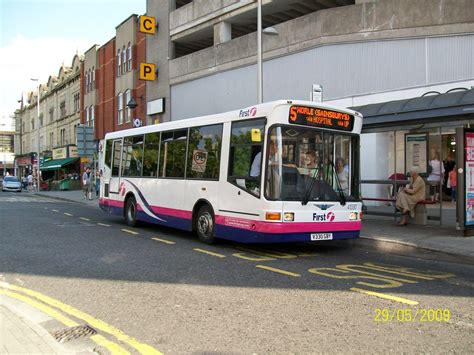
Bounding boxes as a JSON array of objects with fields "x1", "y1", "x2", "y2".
[
  {"x1": 465, "y1": 132, "x2": 474, "y2": 226},
  {"x1": 405, "y1": 133, "x2": 428, "y2": 174}
]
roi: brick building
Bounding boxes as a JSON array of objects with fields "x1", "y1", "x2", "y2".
[{"x1": 81, "y1": 14, "x2": 147, "y2": 171}]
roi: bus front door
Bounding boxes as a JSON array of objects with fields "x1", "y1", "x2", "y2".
[{"x1": 108, "y1": 139, "x2": 122, "y2": 195}]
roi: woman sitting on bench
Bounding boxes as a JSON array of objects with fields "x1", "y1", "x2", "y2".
[{"x1": 395, "y1": 166, "x2": 426, "y2": 226}]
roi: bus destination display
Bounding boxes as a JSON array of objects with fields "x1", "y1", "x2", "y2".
[{"x1": 289, "y1": 105, "x2": 354, "y2": 131}]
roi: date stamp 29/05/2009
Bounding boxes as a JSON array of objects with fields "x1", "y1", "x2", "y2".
[{"x1": 374, "y1": 309, "x2": 451, "y2": 323}]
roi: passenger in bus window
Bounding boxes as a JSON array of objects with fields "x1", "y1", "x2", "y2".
[
  {"x1": 300, "y1": 150, "x2": 318, "y2": 177},
  {"x1": 336, "y1": 157, "x2": 349, "y2": 194},
  {"x1": 250, "y1": 150, "x2": 262, "y2": 177}
]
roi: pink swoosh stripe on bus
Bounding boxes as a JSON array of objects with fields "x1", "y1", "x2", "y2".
[
  {"x1": 149, "y1": 206, "x2": 193, "y2": 219},
  {"x1": 99, "y1": 198, "x2": 124, "y2": 208},
  {"x1": 100, "y1": 198, "x2": 360, "y2": 233}
]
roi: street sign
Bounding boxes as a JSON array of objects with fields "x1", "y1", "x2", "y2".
[
  {"x1": 139, "y1": 15, "x2": 156, "y2": 34},
  {"x1": 76, "y1": 125, "x2": 95, "y2": 157},
  {"x1": 311, "y1": 84, "x2": 323, "y2": 103},
  {"x1": 140, "y1": 63, "x2": 156, "y2": 81},
  {"x1": 133, "y1": 118, "x2": 142, "y2": 128}
]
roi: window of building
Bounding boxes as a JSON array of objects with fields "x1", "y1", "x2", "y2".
[
  {"x1": 39, "y1": 113, "x2": 43, "y2": 127},
  {"x1": 60, "y1": 101, "x2": 66, "y2": 118},
  {"x1": 60, "y1": 128, "x2": 66, "y2": 146},
  {"x1": 122, "y1": 46, "x2": 126, "y2": 74},
  {"x1": 228, "y1": 118, "x2": 266, "y2": 197},
  {"x1": 73, "y1": 92, "x2": 80, "y2": 112},
  {"x1": 85, "y1": 106, "x2": 90, "y2": 126},
  {"x1": 159, "y1": 129, "x2": 188, "y2": 178},
  {"x1": 143, "y1": 132, "x2": 160, "y2": 177},
  {"x1": 90, "y1": 106, "x2": 95, "y2": 128},
  {"x1": 121, "y1": 135, "x2": 144, "y2": 177},
  {"x1": 49, "y1": 107, "x2": 54, "y2": 122},
  {"x1": 187, "y1": 124, "x2": 222, "y2": 180},
  {"x1": 127, "y1": 43, "x2": 132, "y2": 72},
  {"x1": 49, "y1": 132, "x2": 54, "y2": 149},
  {"x1": 125, "y1": 90, "x2": 131, "y2": 123},
  {"x1": 31, "y1": 119, "x2": 34, "y2": 130},
  {"x1": 117, "y1": 93, "x2": 123, "y2": 125},
  {"x1": 85, "y1": 70, "x2": 89, "y2": 92},
  {"x1": 117, "y1": 49, "x2": 122, "y2": 76},
  {"x1": 92, "y1": 67, "x2": 95, "y2": 89}
]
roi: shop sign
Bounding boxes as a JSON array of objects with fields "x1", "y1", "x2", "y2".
[
  {"x1": 81, "y1": 157, "x2": 90, "y2": 164},
  {"x1": 15, "y1": 156, "x2": 32, "y2": 166},
  {"x1": 69, "y1": 145, "x2": 78, "y2": 158},
  {"x1": 53, "y1": 147, "x2": 67, "y2": 160}
]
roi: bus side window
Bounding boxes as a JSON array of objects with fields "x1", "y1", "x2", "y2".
[
  {"x1": 143, "y1": 132, "x2": 160, "y2": 177},
  {"x1": 159, "y1": 129, "x2": 188, "y2": 178},
  {"x1": 228, "y1": 119, "x2": 265, "y2": 197},
  {"x1": 187, "y1": 124, "x2": 222, "y2": 180}
]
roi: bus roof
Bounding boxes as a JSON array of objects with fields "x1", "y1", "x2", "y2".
[{"x1": 104, "y1": 100, "x2": 362, "y2": 140}]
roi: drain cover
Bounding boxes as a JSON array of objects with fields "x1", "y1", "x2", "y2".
[{"x1": 51, "y1": 324, "x2": 97, "y2": 343}]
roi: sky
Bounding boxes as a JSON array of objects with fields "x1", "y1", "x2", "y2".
[{"x1": 0, "y1": 0, "x2": 146, "y2": 127}]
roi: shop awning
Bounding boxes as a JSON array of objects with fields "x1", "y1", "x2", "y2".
[{"x1": 40, "y1": 157, "x2": 79, "y2": 171}]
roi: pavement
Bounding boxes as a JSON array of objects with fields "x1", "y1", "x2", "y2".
[{"x1": 2, "y1": 189, "x2": 473, "y2": 354}]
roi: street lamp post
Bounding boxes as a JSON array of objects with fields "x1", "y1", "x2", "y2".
[
  {"x1": 257, "y1": 0, "x2": 278, "y2": 104},
  {"x1": 31, "y1": 78, "x2": 40, "y2": 191}
]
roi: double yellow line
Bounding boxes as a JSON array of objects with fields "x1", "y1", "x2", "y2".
[{"x1": 0, "y1": 282, "x2": 162, "y2": 355}]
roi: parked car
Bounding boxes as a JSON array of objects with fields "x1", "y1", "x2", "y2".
[{"x1": 2, "y1": 176, "x2": 22, "y2": 192}]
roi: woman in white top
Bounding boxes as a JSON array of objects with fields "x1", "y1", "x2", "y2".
[
  {"x1": 427, "y1": 151, "x2": 444, "y2": 201},
  {"x1": 427, "y1": 151, "x2": 444, "y2": 182}
]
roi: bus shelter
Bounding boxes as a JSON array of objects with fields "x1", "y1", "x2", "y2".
[{"x1": 352, "y1": 88, "x2": 474, "y2": 228}]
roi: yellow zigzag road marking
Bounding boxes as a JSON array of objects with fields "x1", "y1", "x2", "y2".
[
  {"x1": 0, "y1": 282, "x2": 162, "y2": 354},
  {"x1": 0, "y1": 289, "x2": 129, "y2": 355}
]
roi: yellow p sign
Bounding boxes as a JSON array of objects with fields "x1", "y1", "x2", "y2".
[
  {"x1": 140, "y1": 16, "x2": 156, "y2": 34},
  {"x1": 140, "y1": 63, "x2": 156, "y2": 81}
]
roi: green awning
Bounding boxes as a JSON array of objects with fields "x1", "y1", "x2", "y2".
[{"x1": 40, "y1": 157, "x2": 79, "y2": 171}]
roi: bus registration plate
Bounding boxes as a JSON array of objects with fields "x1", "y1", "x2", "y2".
[{"x1": 311, "y1": 233, "x2": 333, "y2": 241}]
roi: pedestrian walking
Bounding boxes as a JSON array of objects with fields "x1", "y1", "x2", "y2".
[
  {"x1": 82, "y1": 167, "x2": 93, "y2": 200},
  {"x1": 27, "y1": 173, "x2": 33, "y2": 192}
]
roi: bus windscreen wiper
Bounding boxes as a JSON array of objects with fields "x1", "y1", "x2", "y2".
[
  {"x1": 301, "y1": 166, "x2": 320, "y2": 206},
  {"x1": 329, "y1": 160, "x2": 346, "y2": 206}
]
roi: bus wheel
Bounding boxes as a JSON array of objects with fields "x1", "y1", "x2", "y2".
[
  {"x1": 196, "y1": 205, "x2": 215, "y2": 244},
  {"x1": 125, "y1": 196, "x2": 138, "y2": 227}
]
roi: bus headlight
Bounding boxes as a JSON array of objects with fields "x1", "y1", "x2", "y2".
[
  {"x1": 349, "y1": 212, "x2": 358, "y2": 220},
  {"x1": 283, "y1": 212, "x2": 294, "y2": 222},
  {"x1": 265, "y1": 212, "x2": 281, "y2": 221}
]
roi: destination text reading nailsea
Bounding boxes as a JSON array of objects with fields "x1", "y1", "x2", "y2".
[{"x1": 289, "y1": 105, "x2": 355, "y2": 131}]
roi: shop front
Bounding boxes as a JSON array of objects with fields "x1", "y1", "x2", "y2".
[
  {"x1": 40, "y1": 145, "x2": 80, "y2": 190},
  {"x1": 353, "y1": 88, "x2": 474, "y2": 228},
  {"x1": 14, "y1": 153, "x2": 35, "y2": 179}
]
